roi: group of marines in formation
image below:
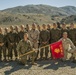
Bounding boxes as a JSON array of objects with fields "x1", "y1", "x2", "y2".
[{"x1": 0, "y1": 23, "x2": 76, "y2": 65}]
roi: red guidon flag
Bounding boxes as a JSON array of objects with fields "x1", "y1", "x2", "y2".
[{"x1": 50, "y1": 41, "x2": 64, "y2": 59}]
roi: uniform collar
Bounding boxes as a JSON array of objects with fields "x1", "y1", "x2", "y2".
[
  {"x1": 62, "y1": 38, "x2": 68, "y2": 41},
  {"x1": 23, "y1": 39, "x2": 28, "y2": 42}
]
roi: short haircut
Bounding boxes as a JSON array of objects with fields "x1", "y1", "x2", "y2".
[
  {"x1": 63, "y1": 32, "x2": 68, "y2": 35},
  {"x1": 24, "y1": 33, "x2": 28, "y2": 37}
]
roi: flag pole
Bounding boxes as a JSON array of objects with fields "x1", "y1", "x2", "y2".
[{"x1": 19, "y1": 44, "x2": 50, "y2": 58}]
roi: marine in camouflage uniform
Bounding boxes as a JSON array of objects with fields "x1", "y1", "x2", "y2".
[
  {"x1": 16, "y1": 33, "x2": 36, "y2": 65},
  {"x1": 8, "y1": 26, "x2": 17, "y2": 60},
  {"x1": 0, "y1": 28, "x2": 6, "y2": 61},
  {"x1": 50, "y1": 23, "x2": 61, "y2": 59},
  {"x1": 37, "y1": 25, "x2": 41, "y2": 47},
  {"x1": 40, "y1": 24, "x2": 50, "y2": 60},
  {"x1": 28, "y1": 23, "x2": 39, "y2": 49},
  {"x1": 14, "y1": 26, "x2": 20, "y2": 44},
  {"x1": 14, "y1": 26, "x2": 20, "y2": 59},
  {"x1": 47, "y1": 24, "x2": 51, "y2": 44},
  {"x1": 4, "y1": 27, "x2": 9, "y2": 61},
  {"x1": 61, "y1": 23, "x2": 69, "y2": 37},
  {"x1": 19, "y1": 25, "x2": 27, "y2": 41},
  {"x1": 59, "y1": 32, "x2": 76, "y2": 63},
  {"x1": 51, "y1": 23, "x2": 61, "y2": 43},
  {"x1": 68, "y1": 23, "x2": 76, "y2": 46},
  {"x1": 36, "y1": 25, "x2": 41, "y2": 60},
  {"x1": 47, "y1": 24, "x2": 52, "y2": 59},
  {"x1": 28, "y1": 23, "x2": 39, "y2": 60}
]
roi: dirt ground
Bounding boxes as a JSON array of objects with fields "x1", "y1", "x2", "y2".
[{"x1": 0, "y1": 59, "x2": 76, "y2": 75}]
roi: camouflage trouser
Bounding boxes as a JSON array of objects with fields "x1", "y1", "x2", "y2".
[
  {"x1": 40, "y1": 43, "x2": 49, "y2": 59},
  {"x1": 62, "y1": 48, "x2": 76, "y2": 61},
  {"x1": 35, "y1": 42, "x2": 40, "y2": 60},
  {"x1": 20, "y1": 51, "x2": 36, "y2": 65},
  {"x1": 8, "y1": 43, "x2": 18, "y2": 59},
  {"x1": 31, "y1": 42, "x2": 38, "y2": 49},
  {"x1": 31, "y1": 42, "x2": 38, "y2": 60},
  {"x1": 5, "y1": 42, "x2": 9, "y2": 59},
  {"x1": 0, "y1": 45, "x2": 6, "y2": 60}
]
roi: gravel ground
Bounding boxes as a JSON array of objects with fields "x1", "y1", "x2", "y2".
[{"x1": 0, "y1": 59, "x2": 76, "y2": 75}]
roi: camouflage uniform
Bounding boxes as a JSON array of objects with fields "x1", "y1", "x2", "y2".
[
  {"x1": 47, "y1": 28, "x2": 52, "y2": 58},
  {"x1": 28, "y1": 29, "x2": 39, "y2": 60},
  {"x1": 59, "y1": 38, "x2": 76, "y2": 61},
  {"x1": 14, "y1": 31, "x2": 20, "y2": 59},
  {"x1": 28, "y1": 29, "x2": 39, "y2": 49},
  {"x1": 37, "y1": 25, "x2": 41, "y2": 47},
  {"x1": 36, "y1": 26, "x2": 41, "y2": 60},
  {"x1": 68, "y1": 28, "x2": 76, "y2": 46},
  {"x1": 51, "y1": 28, "x2": 61, "y2": 43},
  {"x1": 14, "y1": 26, "x2": 20, "y2": 44},
  {"x1": 4, "y1": 30, "x2": 9, "y2": 60},
  {"x1": 8, "y1": 31, "x2": 17, "y2": 60},
  {"x1": 47, "y1": 28, "x2": 51, "y2": 44},
  {"x1": 18, "y1": 31, "x2": 27, "y2": 41},
  {"x1": 16, "y1": 39, "x2": 36, "y2": 65},
  {"x1": 40, "y1": 29, "x2": 50, "y2": 59},
  {"x1": 0, "y1": 33, "x2": 6, "y2": 61}
]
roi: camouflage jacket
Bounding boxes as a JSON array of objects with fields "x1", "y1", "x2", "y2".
[
  {"x1": 0, "y1": 33, "x2": 5, "y2": 43},
  {"x1": 59, "y1": 38, "x2": 76, "y2": 50},
  {"x1": 51, "y1": 28, "x2": 61, "y2": 43},
  {"x1": 39, "y1": 30, "x2": 50, "y2": 43},
  {"x1": 18, "y1": 31, "x2": 27, "y2": 41},
  {"x1": 28, "y1": 29, "x2": 39, "y2": 42},
  {"x1": 16, "y1": 39, "x2": 32, "y2": 54},
  {"x1": 68, "y1": 28, "x2": 76, "y2": 43},
  {"x1": 8, "y1": 31, "x2": 16, "y2": 43}
]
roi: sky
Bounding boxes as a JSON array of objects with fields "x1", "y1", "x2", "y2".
[{"x1": 0, "y1": 0, "x2": 76, "y2": 10}]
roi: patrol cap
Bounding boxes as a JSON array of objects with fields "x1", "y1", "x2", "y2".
[{"x1": 63, "y1": 32, "x2": 68, "y2": 35}]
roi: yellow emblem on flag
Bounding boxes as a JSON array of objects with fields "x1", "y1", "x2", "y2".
[{"x1": 54, "y1": 48, "x2": 60, "y2": 53}]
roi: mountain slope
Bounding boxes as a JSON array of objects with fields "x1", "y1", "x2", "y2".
[
  {"x1": 60, "y1": 6, "x2": 76, "y2": 15},
  {"x1": 0, "y1": 4, "x2": 76, "y2": 25},
  {"x1": 0, "y1": 12, "x2": 63, "y2": 25},
  {"x1": 60, "y1": 15, "x2": 76, "y2": 24},
  {"x1": 1, "y1": 4, "x2": 69, "y2": 16}
]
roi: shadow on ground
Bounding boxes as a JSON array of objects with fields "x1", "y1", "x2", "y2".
[
  {"x1": 37, "y1": 59, "x2": 76, "y2": 70},
  {"x1": 0, "y1": 59, "x2": 76, "y2": 75},
  {"x1": 0, "y1": 61, "x2": 32, "y2": 75}
]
